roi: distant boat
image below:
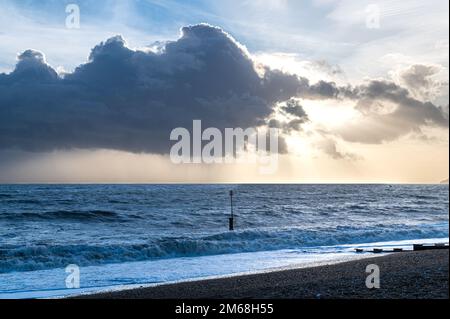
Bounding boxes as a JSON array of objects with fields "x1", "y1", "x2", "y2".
[{"x1": 440, "y1": 179, "x2": 449, "y2": 184}]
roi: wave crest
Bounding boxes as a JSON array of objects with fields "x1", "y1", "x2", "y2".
[{"x1": 0, "y1": 222, "x2": 447, "y2": 273}]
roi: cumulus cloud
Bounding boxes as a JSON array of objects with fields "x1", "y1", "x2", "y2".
[
  {"x1": 396, "y1": 64, "x2": 448, "y2": 101},
  {"x1": 0, "y1": 23, "x2": 448, "y2": 156},
  {"x1": 281, "y1": 99, "x2": 308, "y2": 118},
  {"x1": 0, "y1": 24, "x2": 310, "y2": 154},
  {"x1": 336, "y1": 79, "x2": 449, "y2": 143},
  {"x1": 269, "y1": 99, "x2": 310, "y2": 133},
  {"x1": 316, "y1": 137, "x2": 360, "y2": 161}
]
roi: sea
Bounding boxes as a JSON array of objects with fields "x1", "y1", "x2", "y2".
[{"x1": 0, "y1": 184, "x2": 448, "y2": 298}]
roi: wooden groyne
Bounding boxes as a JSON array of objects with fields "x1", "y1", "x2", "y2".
[
  {"x1": 354, "y1": 243, "x2": 449, "y2": 254},
  {"x1": 413, "y1": 243, "x2": 449, "y2": 251}
]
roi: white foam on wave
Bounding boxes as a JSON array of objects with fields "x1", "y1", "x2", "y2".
[
  {"x1": 0, "y1": 237, "x2": 447, "y2": 299},
  {"x1": 1, "y1": 222, "x2": 447, "y2": 273}
]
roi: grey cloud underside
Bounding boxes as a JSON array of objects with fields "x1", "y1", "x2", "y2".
[
  {"x1": 0, "y1": 25, "x2": 307, "y2": 154},
  {"x1": 0, "y1": 24, "x2": 448, "y2": 155},
  {"x1": 398, "y1": 64, "x2": 447, "y2": 101},
  {"x1": 338, "y1": 79, "x2": 449, "y2": 143},
  {"x1": 316, "y1": 137, "x2": 360, "y2": 161},
  {"x1": 269, "y1": 99, "x2": 310, "y2": 133},
  {"x1": 299, "y1": 75, "x2": 448, "y2": 143}
]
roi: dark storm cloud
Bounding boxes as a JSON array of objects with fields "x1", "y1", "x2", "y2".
[
  {"x1": 307, "y1": 80, "x2": 340, "y2": 99},
  {"x1": 280, "y1": 99, "x2": 308, "y2": 118},
  {"x1": 0, "y1": 24, "x2": 311, "y2": 154},
  {"x1": 268, "y1": 99, "x2": 310, "y2": 134},
  {"x1": 0, "y1": 24, "x2": 448, "y2": 154}
]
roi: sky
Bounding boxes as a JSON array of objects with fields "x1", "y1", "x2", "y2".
[{"x1": 0, "y1": 0, "x2": 448, "y2": 183}]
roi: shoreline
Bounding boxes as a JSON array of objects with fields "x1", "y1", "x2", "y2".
[
  {"x1": 77, "y1": 250, "x2": 448, "y2": 299},
  {"x1": 61, "y1": 252, "x2": 382, "y2": 299},
  {"x1": 1, "y1": 238, "x2": 446, "y2": 299}
]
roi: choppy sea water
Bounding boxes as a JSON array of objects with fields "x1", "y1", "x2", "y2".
[{"x1": 0, "y1": 184, "x2": 448, "y2": 298}]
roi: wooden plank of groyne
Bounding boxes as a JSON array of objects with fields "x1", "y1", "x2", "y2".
[{"x1": 414, "y1": 243, "x2": 449, "y2": 251}]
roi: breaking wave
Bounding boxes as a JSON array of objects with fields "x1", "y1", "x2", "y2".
[{"x1": 0, "y1": 222, "x2": 447, "y2": 273}]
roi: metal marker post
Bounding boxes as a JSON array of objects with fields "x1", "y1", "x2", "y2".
[{"x1": 229, "y1": 190, "x2": 234, "y2": 231}]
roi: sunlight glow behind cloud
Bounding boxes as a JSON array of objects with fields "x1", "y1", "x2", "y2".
[{"x1": 0, "y1": 0, "x2": 448, "y2": 183}]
